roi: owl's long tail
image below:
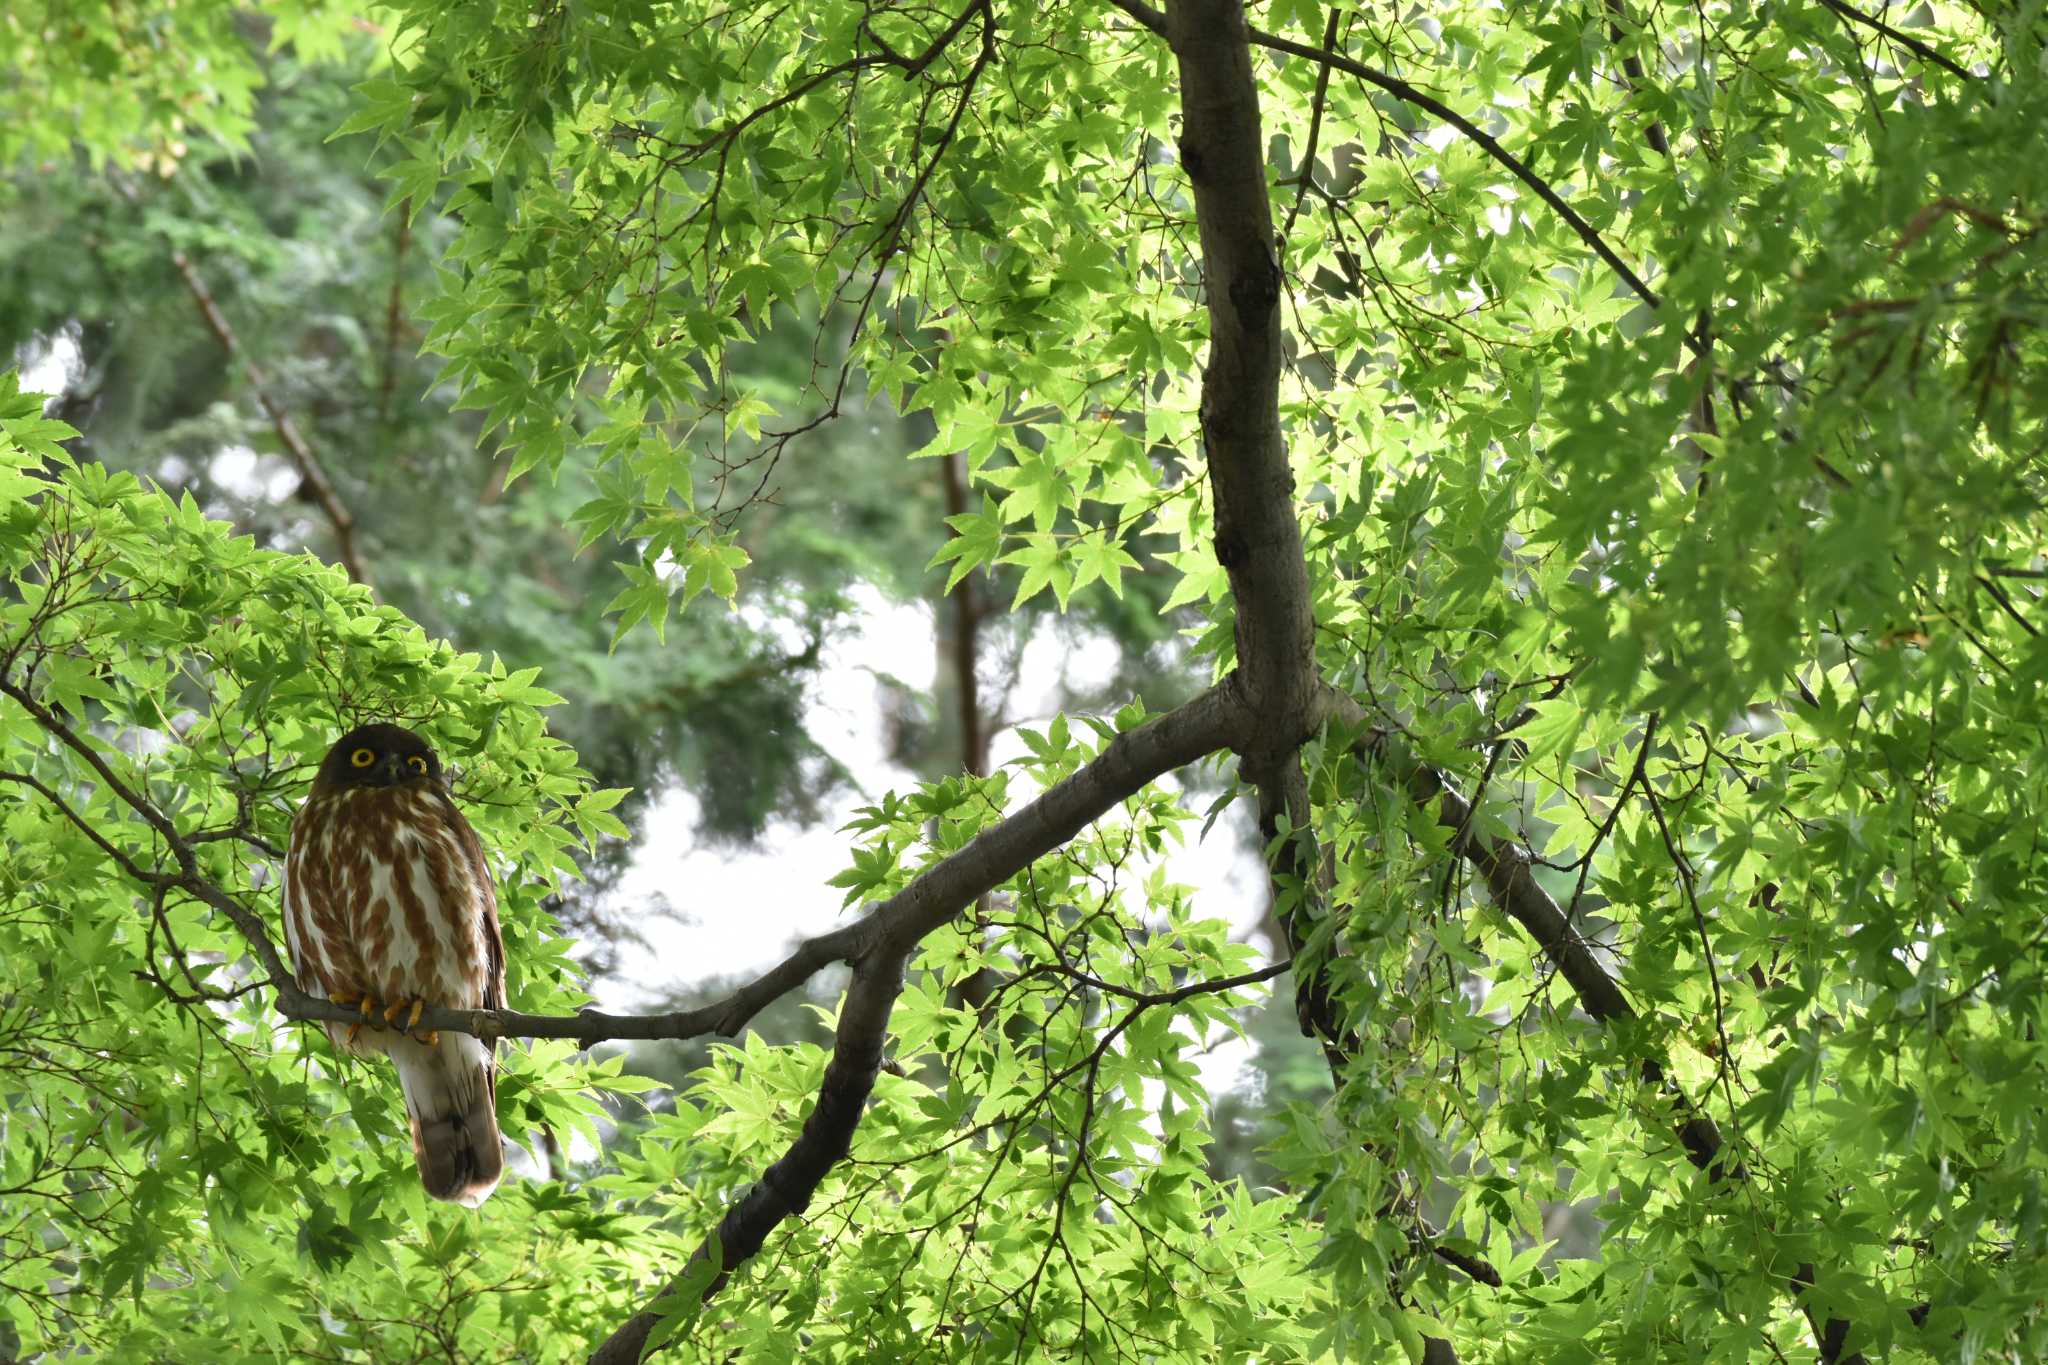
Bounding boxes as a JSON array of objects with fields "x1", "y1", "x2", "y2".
[{"x1": 391, "y1": 1033, "x2": 504, "y2": 1207}]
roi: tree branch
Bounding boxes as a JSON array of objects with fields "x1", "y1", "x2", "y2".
[
  {"x1": 939, "y1": 450, "x2": 988, "y2": 777},
  {"x1": 2, "y1": 671, "x2": 1246, "y2": 1063},
  {"x1": 376, "y1": 198, "x2": 414, "y2": 424},
  {"x1": 1168, "y1": 9, "x2": 1472, "y2": 1350},
  {"x1": 1326, "y1": 687, "x2": 1869, "y2": 1363},
  {"x1": 1280, "y1": 5, "x2": 1344, "y2": 241},
  {"x1": 167, "y1": 250, "x2": 372, "y2": 589},
  {"x1": 1599, "y1": 0, "x2": 1670, "y2": 159},
  {"x1": 939, "y1": 447, "x2": 1001, "y2": 1012},
  {"x1": 589, "y1": 681, "x2": 1241, "y2": 1363},
  {"x1": 1166, "y1": 0, "x2": 1320, "y2": 752},
  {"x1": 1813, "y1": 0, "x2": 1976, "y2": 82},
  {"x1": 0, "y1": 769, "x2": 180, "y2": 890}
]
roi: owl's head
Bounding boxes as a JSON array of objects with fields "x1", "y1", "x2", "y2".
[{"x1": 315, "y1": 723, "x2": 445, "y2": 792}]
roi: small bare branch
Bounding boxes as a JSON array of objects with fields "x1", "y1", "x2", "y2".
[{"x1": 168, "y1": 250, "x2": 372, "y2": 589}]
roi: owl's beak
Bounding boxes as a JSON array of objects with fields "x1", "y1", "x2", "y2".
[{"x1": 375, "y1": 753, "x2": 408, "y2": 786}]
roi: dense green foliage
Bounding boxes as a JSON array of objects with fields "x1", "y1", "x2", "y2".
[
  {"x1": 0, "y1": 381, "x2": 661, "y2": 1354},
  {"x1": 5, "y1": 0, "x2": 2047, "y2": 1360}
]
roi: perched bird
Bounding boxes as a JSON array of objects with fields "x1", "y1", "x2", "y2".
[{"x1": 282, "y1": 723, "x2": 506, "y2": 1206}]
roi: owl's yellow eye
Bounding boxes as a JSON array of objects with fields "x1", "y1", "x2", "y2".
[
  {"x1": 350, "y1": 748, "x2": 376, "y2": 768},
  {"x1": 406, "y1": 755, "x2": 429, "y2": 776}
]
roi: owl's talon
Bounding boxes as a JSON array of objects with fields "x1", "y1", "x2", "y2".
[
  {"x1": 331, "y1": 990, "x2": 394, "y2": 1043},
  {"x1": 374, "y1": 997, "x2": 434, "y2": 1042},
  {"x1": 403, "y1": 999, "x2": 438, "y2": 1046},
  {"x1": 328, "y1": 990, "x2": 443, "y2": 1045}
]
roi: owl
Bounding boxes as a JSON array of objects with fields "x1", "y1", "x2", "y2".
[{"x1": 282, "y1": 723, "x2": 506, "y2": 1206}]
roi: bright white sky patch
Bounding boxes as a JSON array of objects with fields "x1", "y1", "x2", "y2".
[
  {"x1": 19, "y1": 327, "x2": 82, "y2": 398},
  {"x1": 209, "y1": 444, "x2": 302, "y2": 502}
]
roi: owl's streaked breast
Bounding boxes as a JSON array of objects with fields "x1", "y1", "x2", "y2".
[{"x1": 284, "y1": 786, "x2": 495, "y2": 1015}]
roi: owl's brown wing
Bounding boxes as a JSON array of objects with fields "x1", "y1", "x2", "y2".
[
  {"x1": 431, "y1": 786, "x2": 504, "y2": 1012},
  {"x1": 281, "y1": 791, "x2": 359, "y2": 1002}
]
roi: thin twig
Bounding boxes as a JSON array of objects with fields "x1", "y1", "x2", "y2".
[
  {"x1": 1813, "y1": 0, "x2": 1976, "y2": 82},
  {"x1": 1280, "y1": 6, "x2": 1343, "y2": 242}
]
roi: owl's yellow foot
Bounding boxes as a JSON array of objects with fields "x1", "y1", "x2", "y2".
[
  {"x1": 330, "y1": 991, "x2": 379, "y2": 1045},
  {"x1": 325, "y1": 991, "x2": 441, "y2": 1046},
  {"x1": 382, "y1": 998, "x2": 442, "y2": 1046}
]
